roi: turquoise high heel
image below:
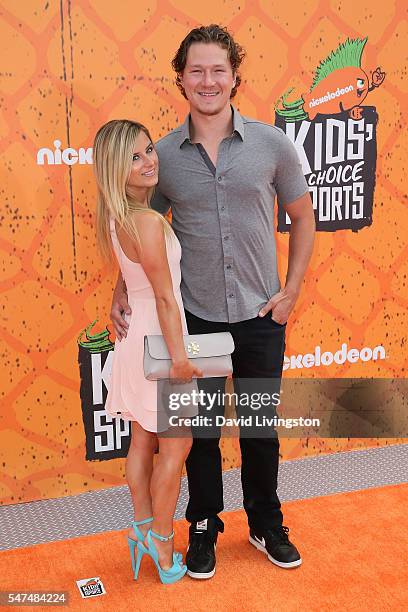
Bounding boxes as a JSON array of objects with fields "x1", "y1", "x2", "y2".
[
  {"x1": 143, "y1": 528, "x2": 187, "y2": 584},
  {"x1": 127, "y1": 517, "x2": 153, "y2": 579},
  {"x1": 127, "y1": 517, "x2": 183, "y2": 580}
]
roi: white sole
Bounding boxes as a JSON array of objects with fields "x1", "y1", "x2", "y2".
[
  {"x1": 249, "y1": 535, "x2": 302, "y2": 568},
  {"x1": 187, "y1": 568, "x2": 216, "y2": 579}
]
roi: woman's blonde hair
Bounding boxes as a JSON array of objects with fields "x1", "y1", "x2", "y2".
[{"x1": 93, "y1": 119, "x2": 173, "y2": 261}]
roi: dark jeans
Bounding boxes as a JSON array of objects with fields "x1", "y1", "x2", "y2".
[{"x1": 184, "y1": 309, "x2": 286, "y2": 531}]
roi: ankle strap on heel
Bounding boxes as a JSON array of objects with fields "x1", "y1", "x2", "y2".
[
  {"x1": 149, "y1": 529, "x2": 174, "y2": 542},
  {"x1": 132, "y1": 517, "x2": 153, "y2": 527}
]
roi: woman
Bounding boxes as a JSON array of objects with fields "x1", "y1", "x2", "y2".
[{"x1": 94, "y1": 119, "x2": 202, "y2": 584}]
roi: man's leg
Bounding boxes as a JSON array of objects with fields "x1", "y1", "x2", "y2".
[
  {"x1": 185, "y1": 376, "x2": 225, "y2": 523},
  {"x1": 184, "y1": 310, "x2": 227, "y2": 579},
  {"x1": 232, "y1": 315, "x2": 284, "y2": 529},
  {"x1": 232, "y1": 315, "x2": 301, "y2": 568}
]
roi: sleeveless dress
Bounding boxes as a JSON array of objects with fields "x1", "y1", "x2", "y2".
[{"x1": 105, "y1": 217, "x2": 198, "y2": 432}]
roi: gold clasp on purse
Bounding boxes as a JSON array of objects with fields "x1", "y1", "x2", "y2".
[{"x1": 187, "y1": 341, "x2": 200, "y2": 355}]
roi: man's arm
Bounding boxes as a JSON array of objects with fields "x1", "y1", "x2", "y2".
[
  {"x1": 111, "y1": 272, "x2": 131, "y2": 340},
  {"x1": 259, "y1": 192, "x2": 315, "y2": 323}
]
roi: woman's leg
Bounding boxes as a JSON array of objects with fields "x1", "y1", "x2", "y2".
[
  {"x1": 150, "y1": 428, "x2": 192, "y2": 569},
  {"x1": 126, "y1": 420, "x2": 157, "y2": 541}
]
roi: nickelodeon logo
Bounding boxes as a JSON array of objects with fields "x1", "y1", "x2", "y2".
[
  {"x1": 308, "y1": 84, "x2": 354, "y2": 108},
  {"x1": 37, "y1": 140, "x2": 93, "y2": 165},
  {"x1": 283, "y1": 343, "x2": 386, "y2": 371}
]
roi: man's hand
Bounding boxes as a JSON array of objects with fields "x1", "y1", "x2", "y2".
[
  {"x1": 258, "y1": 287, "x2": 298, "y2": 324},
  {"x1": 111, "y1": 274, "x2": 131, "y2": 340}
]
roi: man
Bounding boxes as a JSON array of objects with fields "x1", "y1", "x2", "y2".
[{"x1": 111, "y1": 24, "x2": 315, "y2": 579}]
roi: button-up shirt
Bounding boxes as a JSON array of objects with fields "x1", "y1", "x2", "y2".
[{"x1": 151, "y1": 106, "x2": 308, "y2": 323}]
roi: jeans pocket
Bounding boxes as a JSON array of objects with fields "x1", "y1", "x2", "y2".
[{"x1": 270, "y1": 315, "x2": 287, "y2": 328}]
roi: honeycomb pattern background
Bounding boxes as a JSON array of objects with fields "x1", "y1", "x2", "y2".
[{"x1": 0, "y1": 0, "x2": 407, "y2": 504}]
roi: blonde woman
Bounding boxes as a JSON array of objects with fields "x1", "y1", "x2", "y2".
[{"x1": 94, "y1": 119, "x2": 202, "y2": 584}]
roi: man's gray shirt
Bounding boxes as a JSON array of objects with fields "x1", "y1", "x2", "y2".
[{"x1": 151, "y1": 107, "x2": 308, "y2": 323}]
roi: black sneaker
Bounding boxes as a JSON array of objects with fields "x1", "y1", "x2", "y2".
[
  {"x1": 249, "y1": 525, "x2": 302, "y2": 568},
  {"x1": 186, "y1": 518, "x2": 224, "y2": 579}
]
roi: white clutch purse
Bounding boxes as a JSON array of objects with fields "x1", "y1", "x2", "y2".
[{"x1": 143, "y1": 332, "x2": 235, "y2": 380}]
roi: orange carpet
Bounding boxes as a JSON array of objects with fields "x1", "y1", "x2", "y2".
[{"x1": 1, "y1": 484, "x2": 407, "y2": 612}]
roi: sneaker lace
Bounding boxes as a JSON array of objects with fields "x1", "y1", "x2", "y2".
[{"x1": 273, "y1": 525, "x2": 290, "y2": 544}]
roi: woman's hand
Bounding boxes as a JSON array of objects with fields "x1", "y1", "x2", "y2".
[{"x1": 169, "y1": 360, "x2": 203, "y2": 383}]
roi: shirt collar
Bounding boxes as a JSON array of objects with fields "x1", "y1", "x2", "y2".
[
  {"x1": 178, "y1": 105, "x2": 245, "y2": 148},
  {"x1": 179, "y1": 114, "x2": 191, "y2": 147},
  {"x1": 232, "y1": 106, "x2": 245, "y2": 140}
]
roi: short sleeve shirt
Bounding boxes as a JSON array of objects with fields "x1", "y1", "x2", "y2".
[{"x1": 151, "y1": 106, "x2": 308, "y2": 323}]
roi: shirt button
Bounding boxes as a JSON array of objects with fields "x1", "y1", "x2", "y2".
[
  {"x1": 226, "y1": 264, "x2": 232, "y2": 269},
  {"x1": 228, "y1": 293, "x2": 234, "y2": 298},
  {"x1": 217, "y1": 176, "x2": 222, "y2": 182},
  {"x1": 224, "y1": 235, "x2": 229, "y2": 241},
  {"x1": 221, "y1": 206, "x2": 225, "y2": 211}
]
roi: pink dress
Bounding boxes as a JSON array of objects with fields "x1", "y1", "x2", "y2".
[{"x1": 105, "y1": 217, "x2": 197, "y2": 432}]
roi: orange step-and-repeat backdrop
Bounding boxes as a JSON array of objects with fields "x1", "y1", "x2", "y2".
[{"x1": 0, "y1": 0, "x2": 407, "y2": 504}]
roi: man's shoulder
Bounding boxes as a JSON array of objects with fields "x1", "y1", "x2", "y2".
[
  {"x1": 155, "y1": 125, "x2": 183, "y2": 152},
  {"x1": 241, "y1": 115, "x2": 286, "y2": 140}
]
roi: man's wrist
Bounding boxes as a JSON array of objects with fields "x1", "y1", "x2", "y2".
[
  {"x1": 114, "y1": 279, "x2": 126, "y2": 298},
  {"x1": 282, "y1": 284, "x2": 300, "y2": 300}
]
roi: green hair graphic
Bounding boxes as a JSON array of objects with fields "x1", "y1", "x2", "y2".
[
  {"x1": 310, "y1": 37, "x2": 368, "y2": 90},
  {"x1": 275, "y1": 88, "x2": 308, "y2": 122},
  {"x1": 78, "y1": 319, "x2": 114, "y2": 353},
  {"x1": 275, "y1": 37, "x2": 368, "y2": 122}
]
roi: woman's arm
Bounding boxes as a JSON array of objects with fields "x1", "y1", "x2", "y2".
[
  {"x1": 137, "y1": 214, "x2": 202, "y2": 381},
  {"x1": 111, "y1": 185, "x2": 171, "y2": 340}
]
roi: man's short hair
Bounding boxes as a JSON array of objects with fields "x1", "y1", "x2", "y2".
[{"x1": 172, "y1": 24, "x2": 246, "y2": 99}]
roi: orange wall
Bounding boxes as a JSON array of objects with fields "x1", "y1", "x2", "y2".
[{"x1": 0, "y1": 0, "x2": 406, "y2": 504}]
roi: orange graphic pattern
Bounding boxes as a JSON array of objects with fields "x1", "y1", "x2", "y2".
[{"x1": 0, "y1": 0, "x2": 407, "y2": 504}]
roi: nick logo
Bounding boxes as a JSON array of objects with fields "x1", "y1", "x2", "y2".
[
  {"x1": 37, "y1": 139, "x2": 93, "y2": 165},
  {"x1": 275, "y1": 37, "x2": 386, "y2": 233}
]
